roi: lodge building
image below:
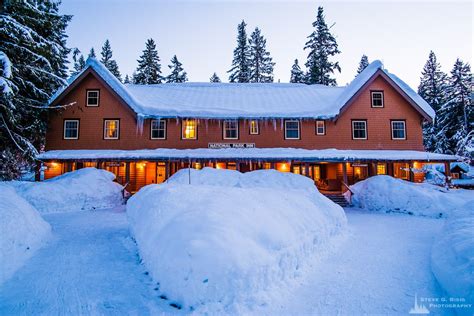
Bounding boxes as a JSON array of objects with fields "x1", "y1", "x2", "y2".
[{"x1": 38, "y1": 58, "x2": 457, "y2": 194}]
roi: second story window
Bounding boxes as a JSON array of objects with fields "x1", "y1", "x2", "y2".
[
  {"x1": 151, "y1": 119, "x2": 166, "y2": 139},
  {"x1": 316, "y1": 120, "x2": 325, "y2": 135},
  {"x1": 391, "y1": 120, "x2": 406, "y2": 140},
  {"x1": 249, "y1": 120, "x2": 259, "y2": 135},
  {"x1": 284, "y1": 120, "x2": 300, "y2": 140},
  {"x1": 63, "y1": 119, "x2": 79, "y2": 139},
  {"x1": 104, "y1": 119, "x2": 119, "y2": 139},
  {"x1": 86, "y1": 90, "x2": 100, "y2": 106},
  {"x1": 352, "y1": 120, "x2": 367, "y2": 140},
  {"x1": 223, "y1": 120, "x2": 239, "y2": 139},
  {"x1": 182, "y1": 119, "x2": 197, "y2": 139},
  {"x1": 371, "y1": 91, "x2": 384, "y2": 107}
]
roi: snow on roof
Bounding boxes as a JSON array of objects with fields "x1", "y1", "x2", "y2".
[
  {"x1": 49, "y1": 58, "x2": 435, "y2": 120},
  {"x1": 37, "y1": 148, "x2": 458, "y2": 162}
]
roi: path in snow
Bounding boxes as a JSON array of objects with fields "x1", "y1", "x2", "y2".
[{"x1": 0, "y1": 207, "x2": 179, "y2": 315}]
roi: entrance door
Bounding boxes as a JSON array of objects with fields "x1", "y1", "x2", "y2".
[{"x1": 156, "y1": 163, "x2": 166, "y2": 184}]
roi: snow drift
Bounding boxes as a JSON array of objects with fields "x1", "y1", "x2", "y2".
[
  {"x1": 9, "y1": 168, "x2": 124, "y2": 213},
  {"x1": 0, "y1": 185, "x2": 51, "y2": 284},
  {"x1": 127, "y1": 168, "x2": 346, "y2": 311}
]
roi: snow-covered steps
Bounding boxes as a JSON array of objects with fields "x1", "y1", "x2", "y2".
[{"x1": 323, "y1": 193, "x2": 349, "y2": 207}]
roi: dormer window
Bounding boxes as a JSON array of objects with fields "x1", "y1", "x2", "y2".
[
  {"x1": 371, "y1": 91, "x2": 384, "y2": 107},
  {"x1": 86, "y1": 90, "x2": 100, "y2": 106}
]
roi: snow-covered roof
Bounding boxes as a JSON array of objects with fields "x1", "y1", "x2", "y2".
[
  {"x1": 49, "y1": 58, "x2": 435, "y2": 120},
  {"x1": 37, "y1": 148, "x2": 458, "y2": 162}
]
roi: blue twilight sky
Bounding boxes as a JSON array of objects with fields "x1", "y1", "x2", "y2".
[{"x1": 60, "y1": 0, "x2": 472, "y2": 88}]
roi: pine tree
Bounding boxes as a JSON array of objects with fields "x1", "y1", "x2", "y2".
[
  {"x1": 100, "y1": 39, "x2": 122, "y2": 82},
  {"x1": 210, "y1": 72, "x2": 221, "y2": 83},
  {"x1": 417, "y1": 51, "x2": 448, "y2": 152},
  {"x1": 0, "y1": 0, "x2": 71, "y2": 179},
  {"x1": 304, "y1": 6, "x2": 341, "y2": 85},
  {"x1": 88, "y1": 47, "x2": 96, "y2": 58},
  {"x1": 166, "y1": 55, "x2": 188, "y2": 83},
  {"x1": 248, "y1": 27, "x2": 275, "y2": 83},
  {"x1": 124, "y1": 74, "x2": 130, "y2": 84},
  {"x1": 71, "y1": 48, "x2": 85, "y2": 77},
  {"x1": 228, "y1": 20, "x2": 251, "y2": 83},
  {"x1": 356, "y1": 55, "x2": 369, "y2": 75},
  {"x1": 133, "y1": 38, "x2": 163, "y2": 84},
  {"x1": 290, "y1": 59, "x2": 305, "y2": 83}
]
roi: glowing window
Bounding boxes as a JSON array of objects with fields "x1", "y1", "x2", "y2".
[
  {"x1": 182, "y1": 119, "x2": 197, "y2": 139},
  {"x1": 263, "y1": 162, "x2": 271, "y2": 169},
  {"x1": 276, "y1": 162, "x2": 290, "y2": 172},
  {"x1": 104, "y1": 119, "x2": 119, "y2": 139},
  {"x1": 313, "y1": 166, "x2": 321, "y2": 180},
  {"x1": 249, "y1": 120, "x2": 259, "y2": 135},
  {"x1": 377, "y1": 163, "x2": 386, "y2": 175}
]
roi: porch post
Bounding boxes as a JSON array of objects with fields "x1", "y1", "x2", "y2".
[
  {"x1": 444, "y1": 161, "x2": 451, "y2": 186},
  {"x1": 35, "y1": 160, "x2": 41, "y2": 181},
  {"x1": 342, "y1": 162, "x2": 348, "y2": 190},
  {"x1": 304, "y1": 163, "x2": 310, "y2": 178},
  {"x1": 409, "y1": 162, "x2": 415, "y2": 182}
]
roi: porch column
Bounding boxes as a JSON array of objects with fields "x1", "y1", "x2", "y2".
[
  {"x1": 409, "y1": 162, "x2": 415, "y2": 182},
  {"x1": 444, "y1": 161, "x2": 451, "y2": 186},
  {"x1": 304, "y1": 163, "x2": 310, "y2": 178},
  {"x1": 35, "y1": 161, "x2": 42, "y2": 181},
  {"x1": 342, "y1": 162, "x2": 348, "y2": 190}
]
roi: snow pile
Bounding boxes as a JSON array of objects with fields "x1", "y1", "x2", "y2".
[
  {"x1": 431, "y1": 202, "x2": 474, "y2": 315},
  {"x1": 127, "y1": 168, "x2": 346, "y2": 311},
  {"x1": 0, "y1": 185, "x2": 51, "y2": 284},
  {"x1": 9, "y1": 168, "x2": 124, "y2": 213}
]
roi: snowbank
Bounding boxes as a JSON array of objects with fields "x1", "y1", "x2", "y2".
[
  {"x1": 9, "y1": 168, "x2": 124, "y2": 213},
  {"x1": 431, "y1": 202, "x2": 474, "y2": 315},
  {"x1": 127, "y1": 168, "x2": 346, "y2": 311},
  {"x1": 0, "y1": 186, "x2": 51, "y2": 284}
]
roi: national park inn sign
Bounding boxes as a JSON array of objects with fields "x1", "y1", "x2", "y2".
[{"x1": 208, "y1": 143, "x2": 256, "y2": 149}]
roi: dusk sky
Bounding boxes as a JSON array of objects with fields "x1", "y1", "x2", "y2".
[{"x1": 61, "y1": 0, "x2": 472, "y2": 88}]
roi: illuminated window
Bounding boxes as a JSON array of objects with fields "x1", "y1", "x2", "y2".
[
  {"x1": 391, "y1": 121, "x2": 406, "y2": 140},
  {"x1": 151, "y1": 119, "x2": 166, "y2": 139},
  {"x1": 249, "y1": 120, "x2": 259, "y2": 135},
  {"x1": 276, "y1": 162, "x2": 290, "y2": 172},
  {"x1": 223, "y1": 120, "x2": 239, "y2": 139},
  {"x1": 104, "y1": 119, "x2": 119, "y2": 139},
  {"x1": 371, "y1": 91, "x2": 384, "y2": 107},
  {"x1": 316, "y1": 120, "x2": 325, "y2": 135},
  {"x1": 64, "y1": 120, "x2": 79, "y2": 139},
  {"x1": 216, "y1": 162, "x2": 226, "y2": 169},
  {"x1": 263, "y1": 162, "x2": 271, "y2": 169},
  {"x1": 193, "y1": 162, "x2": 202, "y2": 170},
  {"x1": 182, "y1": 119, "x2": 197, "y2": 139},
  {"x1": 293, "y1": 165, "x2": 301, "y2": 175},
  {"x1": 284, "y1": 120, "x2": 300, "y2": 139},
  {"x1": 86, "y1": 90, "x2": 99, "y2": 106},
  {"x1": 377, "y1": 163, "x2": 386, "y2": 175},
  {"x1": 227, "y1": 162, "x2": 237, "y2": 170},
  {"x1": 394, "y1": 163, "x2": 409, "y2": 180},
  {"x1": 352, "y1": 120, "x2": 367, "y2": 140},
  {"x1": 313, "y1": 166, "x2": 321, "y2": 180}
]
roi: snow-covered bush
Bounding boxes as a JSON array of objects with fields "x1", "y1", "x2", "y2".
[
  {"x1": 128, "y1": 168, "x2": 346, "y2": 311},
  {"x1": 431, "y1": 202, "x2": 474, "y2": 316},
  {"x1": 0, "y1": 185, "x2": 51, "y2": 284},
  {"x1": 8, "y1": 168, "x2": 124, "y2": 213}
]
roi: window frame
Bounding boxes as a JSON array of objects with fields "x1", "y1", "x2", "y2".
[
  {"x1": 86, "y1": 89, "x2": 100, "y2": 107},
  {"x1": 352, "y1": 120, "x2": 368, "y2": 140},
  {"x1": 284, "y1": 119, "x2": 300, "y2": 140},
  {"x1": 391, "y1": 120, "x2": 407, "y2": 140},
  {"x1": 63, "y1": 119, "x2": 79, "y2": 140},
  {"x1": 371, "y1": 91, "x2": 384, "y2": 108},
  {"x1": 249, "y1": 120, "x2": 259, "y2": 135},
  {"x1": 223, "y1": 120, "x2": 239, "y2": 140},
  {"x1": 315, "y1": 120, "x2": 325, "y2": 135},
  {"x1": 103, "y1": 119, "x2": 120, "y2": 140},
  {"x1": 150, "y1": 119, "x2": 167, "y2": 140},
  {"x1": 181, "y1": 119, "x2": 198, "y2": 140}
]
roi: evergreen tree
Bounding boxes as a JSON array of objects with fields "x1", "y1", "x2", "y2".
[
  {"x1": 133, "y1": 38, "x2": 163, "y2": 84},
  {"x1": 356, "y1": 55, "x2": 369, "y2": 75},
  {"x1": 88, "y1": 47, "x2": 96, "y2": 58},
  {"x1": 100, "y1": 39, "x2": 122, "y2": 82},
  {"x1": 248, "y1": 27, "x2": 275, "y2": 83},
  {"x1": 166, "y1": 55, "x2": 188, "y2": 83},
  {"x1": 417, "y1": 51, "x2": 448, "y2": 152},
  {"x1": 290, "y1": 59, "x2": 305, "y2": 83},
  {"x1": 304, "y1": 6, "x2": 341, "y2": 85},
  {"x1": 71, "y1": 48, "x2": 86, "y2": 76},
  {"x1": 210, "y1": 72, "x2": 221, "y2": 83},
  {"x1": 0, "y1": 0, "x2": 71, "y2": 179},
  {"x1": 124, "y1": 74, "x2": 130, "y2": 84},
  {"x1": 228, "y1": 20, "x2": 251, "y2": 83}
]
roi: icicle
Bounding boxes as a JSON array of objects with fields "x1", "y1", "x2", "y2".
[
  {"x1": 136, "y1": 114, "x2": 145, "y2": 135},
  {"x1": 272, "y1": 119, "x2": 277, "y2": 131},
  {"x1": 205, "y1": 119, "x2": 209, "y2": 133},
  {"x1": 280, "y1": 119, "x2": 284, "y2": 130}
]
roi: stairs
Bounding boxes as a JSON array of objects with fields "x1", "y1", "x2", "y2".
[{"x1": 323, "y1": 193, "x2": 350, "y2": 207}]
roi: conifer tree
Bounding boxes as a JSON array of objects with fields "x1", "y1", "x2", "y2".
[
  {"x1": 88, "y1": 47, "x2": 96, "y2": 58},
  {"x1": 356, "y1": 55, "x2": 369, "y2": 75},
  {"x1": 290, "y1": 59, "x2": 305, "y2": 83},
  {"x1": 100, "y1": 39, "x2": 122, "y2": 82},
  {"x1": 228, "y1": 20, "x2": 251, "y2": 83},
  {"x1": 210, "y1": 72, "x2": 221, "y2": 83},
  {"x1": 248, "y1": 27, "x2": 275, "y2": 83},
  {"x1": 166, "y1": 55, "x2": 188, "y2": 83},
  {"x1": 304, "y1": 6, "x2": 341, "y2": 85},
  {"x1": 133, "y1": 38, "x2": 163, "y2": 84},
  {"x1": 71, "y1": 48, "x2": 86, "y2": 76},
  {"x1": 124, "y1": 74, "x2": 130, "y2": 84}
]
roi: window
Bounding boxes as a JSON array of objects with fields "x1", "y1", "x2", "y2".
[
  {"x1": 151, "y1": 119, "x2": 166, "y2": 139},
  {"x1": 182, "y1": 119, "x2": 197, "y2": 139},
  {"x1": 104, "y1": 119, "x2": 119, "y2": 139},
  {"x1": 249, "y1": 120, "x2": 259, "y2": 135},
  {"x1": 223, "y1": 120, "x2": 239, "y2": 139},
  {"x1": 371, "y1": 91, "x2": 384, "y2": 107},
  {"x1": 284, "y1": 120, "x2": 300, "y2": 139},
  {"x1": 377, "y1": 163, "x2": 386, "y2": 175},
  {"x1": 352, "y1": 120, "x2": 367, "y2": 140},
  {"x1": 86, "y1": 90, "x2": 99, "y2": 106},
  {"x1": 64, "y1": 120, "x2": 79, "y2": 139},
  {"x1": 391, "y1": 120, "x2": 406, "y2": 140},
  {"x1": 316, "y1": 120, "x2": 325, "y2": 135}
]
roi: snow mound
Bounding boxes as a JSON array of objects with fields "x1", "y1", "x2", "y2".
[
  {"x1": 0, "y1": 185, "x2": 51, "y2": 284},
  {"x1": 9, "y1": 168, "x2": 124, "y2": 213},
  {"x1": 127, "y1": 168, "x2": 346, "y2": 311},
  {"x1": 431, "y1": 202, "x2": 474, "y2": 315}
]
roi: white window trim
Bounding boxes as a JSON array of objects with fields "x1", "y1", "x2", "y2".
[
  {"x1": 391, "y1": 120, "x2": 406, "y2": 140},
  {"x1": 352, "y1": 120, "x2": 367, "y2": 140},
  {"x1": 284, "y1": 120, "x2": 300, "y2": 140},
  {"x1": 371, "y1": 91, "x2": 384, "y2": 108},
  {"x1": 316, "y1": 120, "x2": 325, "y2": 135},
  {"x1": 151, "y1": 119, "x2": 166, "y2": 140},
  {"x1": 223, "y1": 120, "x2": 239, "y2": 140},
  {"x1": 63, "y1": 119, "x2": 79, "y2": 140},
  {"x1": 249, "y1": 120, "x2": 259, "y2": 135},
  {"x1": 86, "y1": 90, "x2": 100, "y2": 107},
  {"x1": 104, "y1": 119, "x2": 119, "y2": 140},
  {"x1": 182, "y1": 119, "x2": 197, "y2": 140}
]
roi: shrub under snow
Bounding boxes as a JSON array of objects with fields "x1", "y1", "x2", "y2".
[
  {"x1": 127, "y1": 168, "x2": 346, "y2": 311},
  {"x1": 0, "y1": 185, "x2": 51, "y2": 284}
]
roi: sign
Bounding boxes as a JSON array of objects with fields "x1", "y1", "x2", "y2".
[
  {"x1": 208, "y1": 143, "x2": 256, "y2": 149},
  {"x1": 352, "y1": 163, "x2": 368, "y2": 167}
]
